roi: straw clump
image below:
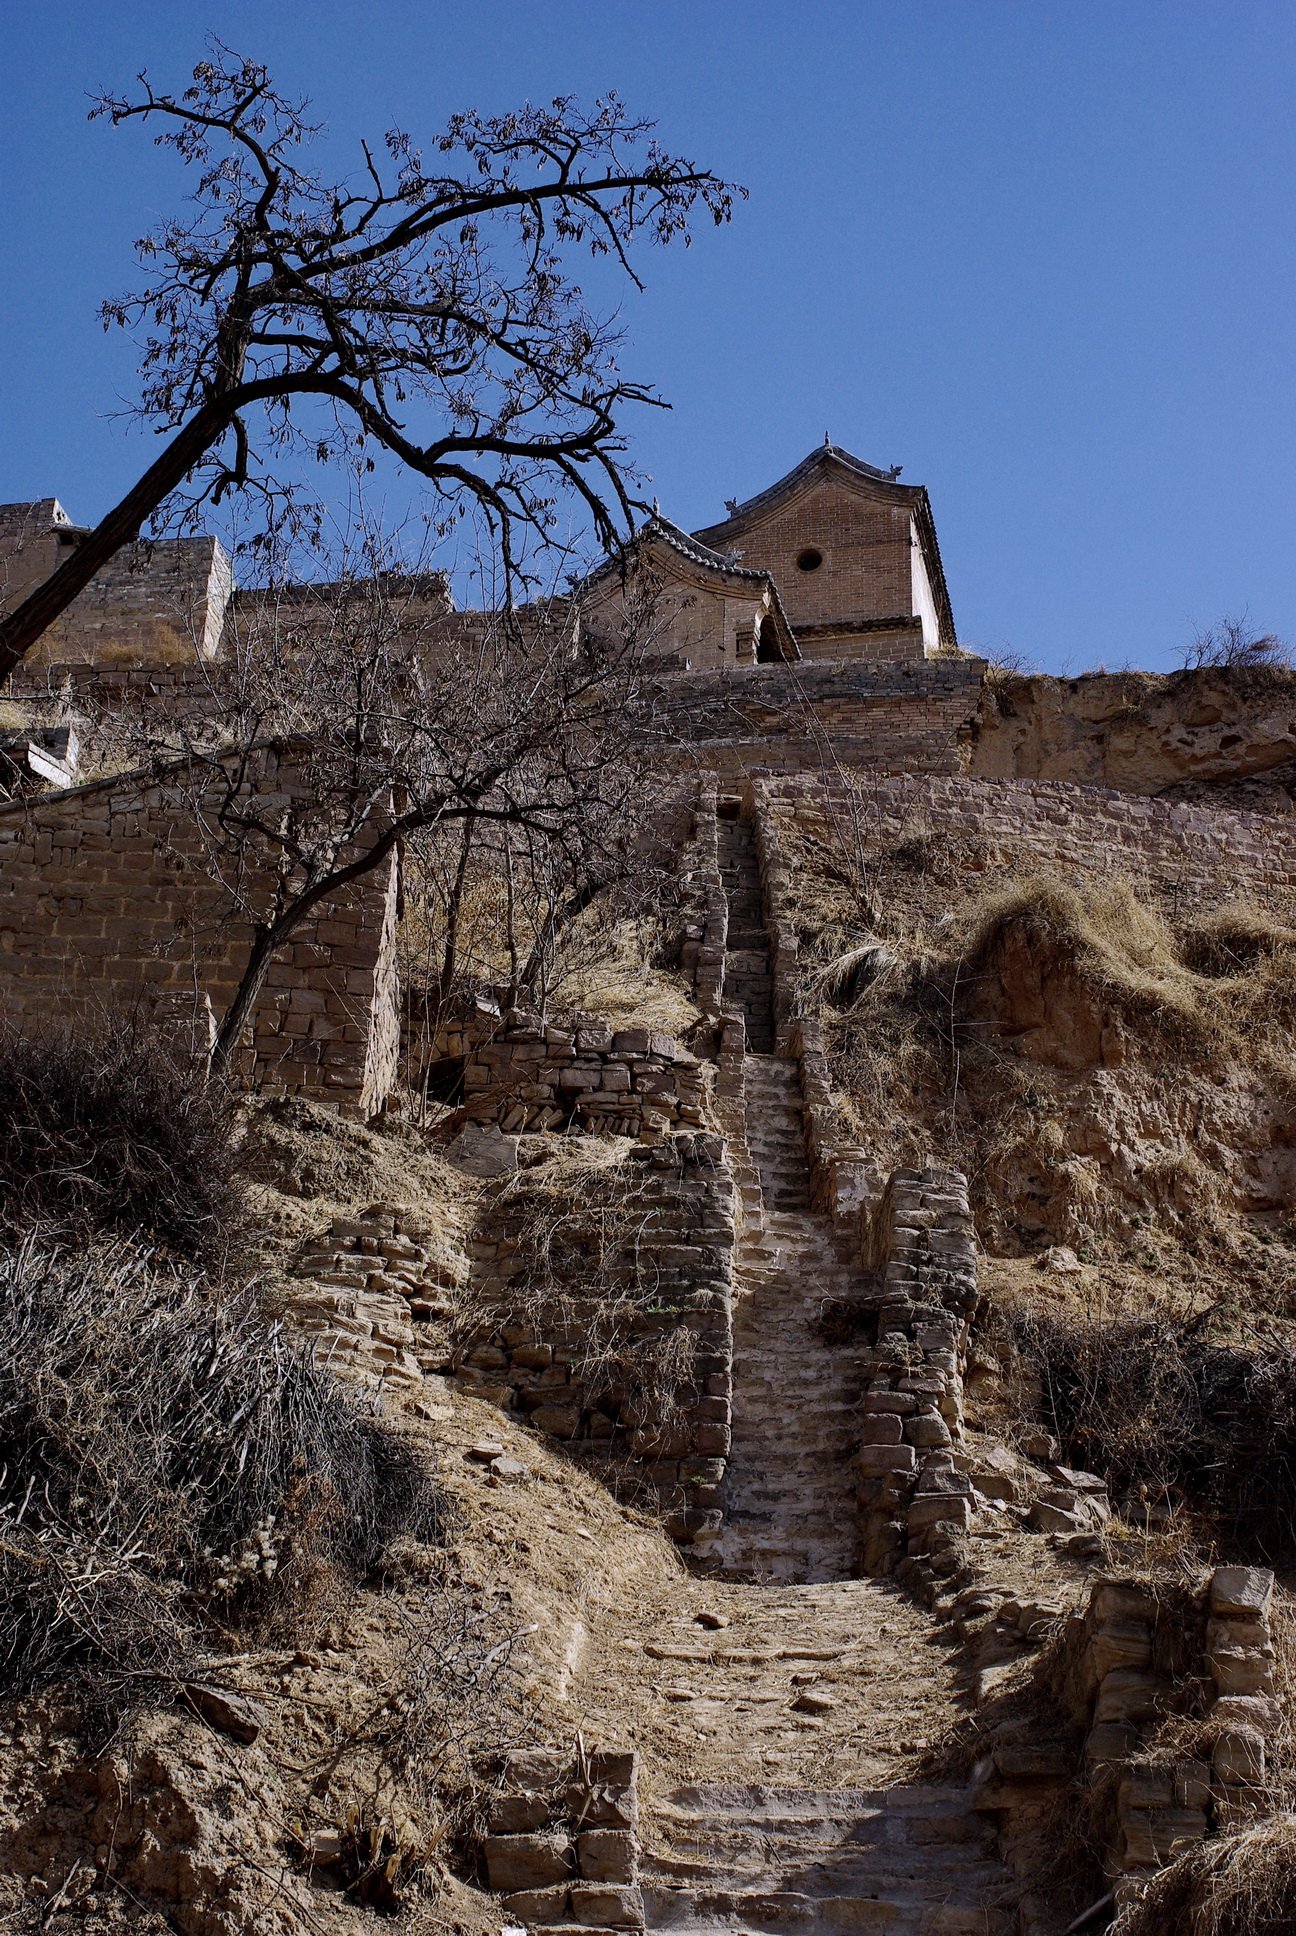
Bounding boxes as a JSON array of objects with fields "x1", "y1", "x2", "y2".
[{"x1": 1113, "y1": 1815, "x2": 1296, "y2": 1935}]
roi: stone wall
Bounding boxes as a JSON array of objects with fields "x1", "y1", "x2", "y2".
[
  {"x1": 0, "y1": 754, "x2": 400, "y2": 1114},
  {"x1": 277, "y1": 1200, "x2": 467, "y2": 1392},
  {"x1": 758, "y1": 770, "x2": 1296, "y2": 912},
  {"x1": 0, "y1": 501, "x2": 231, "y2": 666},
  {"x1": 665, "y1": 657, "x2": 985, "y2": 780},
  {"x1": 483, "y1": 1746, "x2": 642, "y2": 1932},
  {"x1": 854, "y1": 1166, "x2": 980, "y2": 1582},
  {"x1": 975, "y1": 1565, "x2": 1279, "y2": 1912},
  {"x1": 451, "y1": 1020, "x2": 712, "y2": 1141},
  {"x1": 454, "y1": 1134, "x2": 734, "y2": 1546}
]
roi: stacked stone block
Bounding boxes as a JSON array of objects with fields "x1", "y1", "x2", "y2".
[
  {"x1": 278, "y1": 1201, "x2": 467, "y2": 1390},
  {"x1": 1029, "y1": 1566, "x2": 1278, "y2": 1903},
  {"x1": 667, "y1": 658, "x2": 983, "y2": 781},
  {"x1": 675, "y1": 783, "x2": 728, "y2": 1018},
  {"x1": 855, "y1": 1166, "x2": 978, "y2": 1584},
  {"x1": 457, "y1": 1021, "x2": 711, "y2": 1141},
  {"x1": 454, "y1": 1134, "x2": 734, "y2": 1545},
  {"x1": 483, "y1": 1746, "x2": 642, "y2": 1933}
]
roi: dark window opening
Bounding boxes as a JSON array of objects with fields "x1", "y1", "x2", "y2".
[
  {"x1": 756, "y1": 617, "x2": 783, "y2": 663},
  {"x1": 422, "y1": 1056, "x2": 466, "y2": 1105},
  {"x1": 796, "y1": 547, "x2": 823, "y2": 572}
]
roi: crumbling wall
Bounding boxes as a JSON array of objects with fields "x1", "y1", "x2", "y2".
[
  {"x1": 975, "y1": 1565, "x2": 1279, "y2": 1915},
  {"x1": 450, "y1": 1019, "x2": 712, "y2": 1141},
  {"x1": 455, "y1": 1134, "x2": 734, "y2": 1545},
  {"x1": 854, "y1": 1165, "x2": 979, "y2": 1581}
]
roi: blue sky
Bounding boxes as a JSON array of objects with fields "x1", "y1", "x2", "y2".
[{"x1": 2, "y1": 1, "x2": 1294, "y2": 671}]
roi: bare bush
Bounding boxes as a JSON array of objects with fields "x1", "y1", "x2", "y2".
[
  {"x1": 1185, "y1": 614, "x2": 1292, "y2": 672},
  {"x1": 0, "y1": 1021, "x2": 249, "y2": 1268},
  {"x1": 1007, "y1": 1308, "x2": 1296, "y2": 1561},
  {"x1": 0, "y1": 1235, "x2": 445, "y2": 1719}
]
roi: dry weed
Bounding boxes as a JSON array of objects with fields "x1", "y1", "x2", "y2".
[
  {"x1": 1112, "y1": 1814, "x2": 1296, "y2": 1935},
  {"x1": 461, "y1": 1141, "x2": 702, "y2": 1425},
  {"x1": 0, "y1": 1234, "x2": 445, "y2": 1723}
]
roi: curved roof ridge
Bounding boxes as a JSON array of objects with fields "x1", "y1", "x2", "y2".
[
  {"x1": 643, "y1": 511, "x2": 771, "y2": 581},
  {"x1": 694, "y1": 443, "x2": 903, "y2": 538}
]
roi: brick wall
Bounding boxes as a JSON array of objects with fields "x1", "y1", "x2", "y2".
[
  {"x1": 665, "y1": 657, "x2": 986, "y2": 781},
  {"x1": 0, "y1": 502, "x2": 231, "y2": 667},
  {"x1": 0, "y1": 752, "x2": 399, "y2": 1113},
  {"x1": 696, "y1": 477, "x2": 917, "y2": 631}
]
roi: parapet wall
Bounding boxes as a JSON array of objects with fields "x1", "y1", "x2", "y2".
[{"x1": 665, "y1": 656, "x2": 985, "y2": 781}]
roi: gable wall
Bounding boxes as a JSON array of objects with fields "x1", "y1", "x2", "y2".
[{"x1": 705, "y1": 479, "x2": 915, "y2": 630}]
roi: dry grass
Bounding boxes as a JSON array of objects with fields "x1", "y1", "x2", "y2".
[
  {"x1": 781, "y1": 815, "x2": 1296, "y2": 1259},
  {"x1": 0, "y1": 1021, "x2": 251, "y2": 1270},
  {"x1": 1113, "y1": 1815, "x2": 1296, "y2": 1935},
  {"x1": 0, "y1": 1233, "x2": 445, "y2": 1725},
  {"x1": 998, "y1": 1303, "x2": 1296, "y2": 1561},
  {"x1": 460, "y1": 1139, "x2": 703, "y2": 1428}
]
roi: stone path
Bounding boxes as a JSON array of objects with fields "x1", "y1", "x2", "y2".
[
  {"x1": 635, "y1": 1581, "x2": 1016, "y2": 1936},
  {"x1": 677, "y1": 816, "x2": 1018, "y2": 1932}
]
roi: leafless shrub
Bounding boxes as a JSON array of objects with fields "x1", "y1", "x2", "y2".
[
  {"x1": 1007, "y1": 1308, "x2": 1296, "y2": 1561},
  {"x1": 291, "y1": 1575, "x2": 528, "y2": 1903},
  {"x1": 1184, "y1": 614, "x2": 1292, "y2": 672},
  {"x1": 0, "y1": 1234, "x2": 446, "y2": 1722},
  {"x1": 0, "y1": 1021, "x2": 249, "y2": 1269}
]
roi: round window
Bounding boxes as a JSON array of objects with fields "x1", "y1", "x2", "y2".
[{"x1": 796, "y1": 547, "x2": 823, "y2": 572}]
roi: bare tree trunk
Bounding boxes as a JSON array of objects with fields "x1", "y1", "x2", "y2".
[
  {"x1": 207, "y1": 919, "x2": 281, "y2": 1082},
  {"x1": 436, "y1": 819, "x2": 476, "y2": 1021},
  {"x1": 0, "y1": 402, "x2": 232, "y2": 679}
]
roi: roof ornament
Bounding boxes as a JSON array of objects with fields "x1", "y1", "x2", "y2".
[
  {"x1": 652, "y1": 496, "x2": 660, "y2": 515},
  {"x1": 889, "y1": 464, "x2": 903, "y2": 479},
  {"x1": 824, "y1": 431, "x2": 831, "y2": 446},
  {"x1": 724, "y1": 498, "x2": 740, "y2": 517}
]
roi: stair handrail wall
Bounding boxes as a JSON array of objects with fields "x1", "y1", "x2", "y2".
[
  {"x1": 856, "y1": 1166, "x2": 978, "y2": 1582},
  {"x1": 679, "y1": 779, "x2": 729, "y2": 1019}
]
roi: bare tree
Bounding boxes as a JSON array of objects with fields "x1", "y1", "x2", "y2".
[
  {"x1": 0, "y1": 41, "x2": 740, "y2": 676},
  {"x1": 112, "y1": 549, "x2": 675, "y2": 1079}
]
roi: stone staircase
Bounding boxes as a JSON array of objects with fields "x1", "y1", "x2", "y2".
[
  {"x1": 687, "y1": 816, "x2": 1019, "y2": 1933},
  {"x1": 718, "y1": 818, "x2": 775, "y2": 1054},
  {"x1": 644, "y1": 1781, "x2": 1013, "y2": 1936},
  {"x1": 637, "y1": 1582, "x2": 1017, "y2": 1936}
]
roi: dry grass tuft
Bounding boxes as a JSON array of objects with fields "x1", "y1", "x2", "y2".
[
  {"x1": 947, "y1": 876, "x2": 1211, "y2": 1037},
  {"x1": 1004, "y1": 1305, "x2": 1296, "y2": 1561},
  {"x1": 0, "y1": 1021, "x2": 251, "y2": 1269},
  {"x1": 1113, "y1": 1815, "x2": 1296, "y2": 1935}
]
